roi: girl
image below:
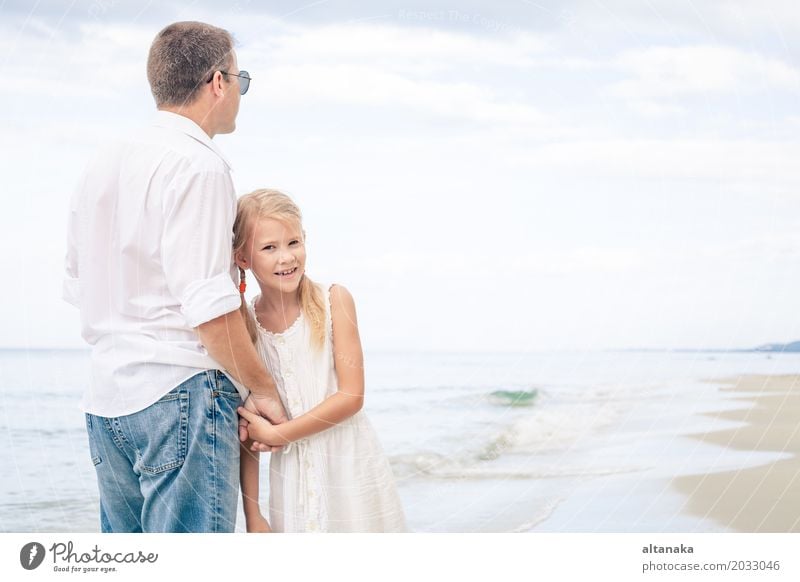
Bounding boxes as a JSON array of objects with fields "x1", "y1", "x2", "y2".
[{"x1": 233, "y1": 189, "x2": 407, "y2": 533}]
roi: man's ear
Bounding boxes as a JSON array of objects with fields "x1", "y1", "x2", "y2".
[{"x1": 210, "y1": 70, "x2": 226, "y2": 98}]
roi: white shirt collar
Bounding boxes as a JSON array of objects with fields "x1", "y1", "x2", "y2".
[{"x1": 152, "y1": 110, "x2": 233, "y2": 170}]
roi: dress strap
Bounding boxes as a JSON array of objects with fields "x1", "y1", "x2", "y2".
[{"x1": 319, "y1": 281, "x2": 334, "y2": 340}]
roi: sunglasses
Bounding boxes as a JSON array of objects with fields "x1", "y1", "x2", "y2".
[{"x1": 206, "y1": 70, "x2": 251, "y2": 95}]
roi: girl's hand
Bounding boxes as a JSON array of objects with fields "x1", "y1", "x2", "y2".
[
  {"x1": 239, "y1": 398, "x2": 284, "y2": 453},
  {"x1": 237, "y1": 407, "x2": 292, "y2": 447},
  {"x1": 246, "y1": 512, "x2": 272, "y2": 533}
]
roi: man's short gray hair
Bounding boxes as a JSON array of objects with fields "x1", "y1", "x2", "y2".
[{"x1": 147, "y1": 21, "x2": 234, "y2": 107}]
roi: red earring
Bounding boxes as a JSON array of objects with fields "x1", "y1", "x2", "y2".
[{"x1": 239, "y1": 269, "x2": 247, "y2": 294}]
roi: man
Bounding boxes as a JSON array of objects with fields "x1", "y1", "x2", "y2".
[{"x1": 62, "y1": 21, "x2": 287, "y2": 533}]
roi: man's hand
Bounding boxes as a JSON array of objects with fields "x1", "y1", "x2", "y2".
[
  {"x1": 248, "y1": 392, "x2": 290, "y2": 425},
  {"x1": 237, "y1": 406, "x2": 292, "y2": 448}
]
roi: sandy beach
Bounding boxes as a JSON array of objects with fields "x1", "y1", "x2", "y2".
[{"x1": 673, "y1": 375, "x2": 800, "y2": 532}]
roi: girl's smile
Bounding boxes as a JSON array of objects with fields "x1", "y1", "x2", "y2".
[{"x1": 275, "y1": 266, "x2": 298, "y2": 278}]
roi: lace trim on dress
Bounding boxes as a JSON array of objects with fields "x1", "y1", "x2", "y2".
[
  {"x1": 250, "y1": 295, "x2": 304, "y2": 337},
  {"x1": 326, "y1": 284, "x2": 336, "y2": 341}
]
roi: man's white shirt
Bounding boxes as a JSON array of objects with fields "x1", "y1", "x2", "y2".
[{"x1": 63, "y1": 111, "x2": 243, "y2": 417}]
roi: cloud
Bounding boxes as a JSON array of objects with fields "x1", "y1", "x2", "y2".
[
  {"x1": 0, "y1": 20, "x2": 153, "y2": 99},
  {"x1": 511, "y1": 138, "x2": 800, "y2": 185},
  {"x1": 540, "y1": 0, "x2": 800, "y2": 49},
  {"x1": 701, "y1": 230, "x2": 800, "y2": 261},
  {"x1": 351, "y1": 247, "x2": 643, "y2": 277},
  {"x1": 245, "y1": 19, "x2": 549, "y2": 70},
  {"x1": 703, "y1": 0, "x2": 800, "y2": 38},
  {"x1": 607, "y1": 45, "x2": 799, "y2": 106},
  {"x1": 231, "y1": 18, "x2": 554, "y2": 128},
  {"x1": 252, "y1": 63, "x2": 550, "y2": 127}
]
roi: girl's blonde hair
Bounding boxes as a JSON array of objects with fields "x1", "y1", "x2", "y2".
[{"x1": 233, "y1": 189, "x2": 326, "y2": 350}]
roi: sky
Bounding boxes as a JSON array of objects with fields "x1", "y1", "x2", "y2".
[{"x1": 1, "y1": 0, "x2": 799, "y2": 351}]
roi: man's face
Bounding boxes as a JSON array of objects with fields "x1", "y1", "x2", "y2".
[{"x1": 217, "y1": 51, "x2": 242, "y2": 134}]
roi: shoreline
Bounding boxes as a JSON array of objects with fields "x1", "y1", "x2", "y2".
[{"x1": 672, "y1": 375, "x2": 800, "y2": 532}]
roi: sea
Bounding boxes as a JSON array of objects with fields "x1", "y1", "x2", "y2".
[{"x1": 2, "y1": 348, "x2": 799, "y2": 532}]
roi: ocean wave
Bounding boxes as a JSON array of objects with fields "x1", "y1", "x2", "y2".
[
  {"x1": 511, "y1": 498, "x2": 565, "y2": 532},
  {"x1": 488, "y1": 389, "x2": 538, "y2": 407},
  {"x1": 477, "y1": 400, "x2": 622, "y2": 460},
  {"x1": 388, "y1": 385, "x2": 645, "y2": 485},
  {"x1": 390, "y1": 452, "x2": 647, "y2": 481}
]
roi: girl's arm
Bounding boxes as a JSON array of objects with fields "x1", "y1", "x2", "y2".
[
  {"x1": 240, "y1": 441, "x2": 270, "y2": 532},
  {"x1": 238, "y1": 285, "x2": 365, "y2": 446}
]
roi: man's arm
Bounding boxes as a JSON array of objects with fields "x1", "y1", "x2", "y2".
[{"x1": 196, "y1": 308, "x2": 288, "y2": 424}]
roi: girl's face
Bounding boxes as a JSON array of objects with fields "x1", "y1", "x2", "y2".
[{"x1": 238, "y1": 216, "x2": 306, "y2": 294}]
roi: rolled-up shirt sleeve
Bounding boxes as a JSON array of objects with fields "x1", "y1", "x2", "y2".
[{"x1": 161, "y1": 169, "x2": 241, "y2": 328}]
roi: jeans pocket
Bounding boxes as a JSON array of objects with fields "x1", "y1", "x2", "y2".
[
  {"x1": 85, "y1": 414, "x2": 102, "y2": 466},
  {"x1": 207, "y1": 371, "x2": 242, "y2": 449},
  {"x1": 207, "y1": 371, "x2": 242, "y2": 402},
  {"x1": 135, "y1": 388, "x2": 189, "y2": 475}
]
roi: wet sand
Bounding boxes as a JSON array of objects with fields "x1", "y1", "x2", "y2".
[{"x1": 673, "y1": 375, "x2": 800, "y2": 532}]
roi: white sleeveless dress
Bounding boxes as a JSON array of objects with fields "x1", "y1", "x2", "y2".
[{"x1": 248, "y1": 282, "x2": 407, "y2": 532}]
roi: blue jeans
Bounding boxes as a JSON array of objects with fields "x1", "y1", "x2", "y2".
[{"x1": 85, "y1": 370, "x2": 242, "y2": 532}]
